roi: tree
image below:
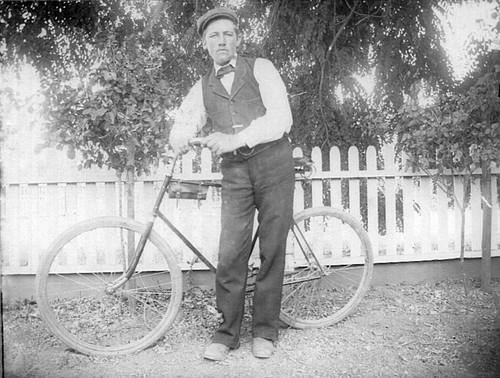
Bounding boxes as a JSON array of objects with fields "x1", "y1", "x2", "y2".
[
  {"x1": 6, "y1": 1, "x2": 471, "y2": 144},
  {"x1": 393, "y1": 0, "x2": 500, "y2": 290},
  {"x1": 3, "y1": 0, "x2": 480, "y2": 154},
  {"x1": 42, "y1": 36, "x2": 174, "y2": 176},
  {"x1": 395, "y1": 59, "x2": 500, "y2": 290},
  {"x1": 249, "y1": 0, "x2": 459, "y2": 155},
  {"x1": 40, "y1": 31, "x2": 181, "y2": 226},
  {"x1": 0, "y1": 0, "x2": 122, "y2": 76}
]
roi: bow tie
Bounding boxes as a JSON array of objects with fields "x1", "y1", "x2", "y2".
[{"x1": 216, "y1": 65, "x2": 235, "y2": 79}]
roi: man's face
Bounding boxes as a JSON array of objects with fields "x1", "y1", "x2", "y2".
[{"x1": 202, "y1": 18, "x2": 241, "y2": 66}]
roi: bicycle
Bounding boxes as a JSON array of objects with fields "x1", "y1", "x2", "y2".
[{"x1": 35, "y1": 147, "x2": 374, "y2": 356}]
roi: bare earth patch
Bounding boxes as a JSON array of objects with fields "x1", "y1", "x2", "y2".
[{"x1": 3, "y1": 278, "x2": 500, "y2": 378}]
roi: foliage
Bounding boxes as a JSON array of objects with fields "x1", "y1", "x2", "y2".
[
  {"x1": 396, "y1": 67, "x2": 500, "y2": 175},
  {"x1": 42, "y1": 36, "x2": 175, "y2": 175},
  {"x1": 0, "y1": 0, "x2": 122, "y2": 76},
  {"x1": 3, "y1": 0, "x2": 499, "y2": 175},
  {"x1": 462, "y1": 68, "x2": 500, "y2": 165},
  {"x1": 252, "y1": 0, "x2": 460, "y2": 152},
  {"x1": 3, "y1": 0, "x2": 217, "y2": 176}
]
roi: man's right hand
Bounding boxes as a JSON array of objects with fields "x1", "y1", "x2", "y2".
[
  {"x1": 170, "y1": 137, "x2": 206, "y2": 156},
  {"x1": 196, "y1": 133, "x2": 246, "y2": 156}
]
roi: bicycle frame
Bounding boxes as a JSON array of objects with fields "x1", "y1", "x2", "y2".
[{"x1": 105, "y1": 154, "x2": 321, "y2": 294}]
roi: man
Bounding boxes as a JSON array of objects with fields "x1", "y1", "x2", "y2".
[{"x1": 169, "y1": 7, "x2": 294, "y2": 361}]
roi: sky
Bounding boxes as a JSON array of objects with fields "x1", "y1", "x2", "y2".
[{"x1": 438, "y1": 0, "x2": 499, "y2": 80}]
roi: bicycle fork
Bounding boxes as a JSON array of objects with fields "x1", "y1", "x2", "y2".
[
  {"x1": 281, "y1": 220, "x2": 326, "y2": 287},
  {"x1": 246, "y1": 220, "x2": 325, "y2": 292}
]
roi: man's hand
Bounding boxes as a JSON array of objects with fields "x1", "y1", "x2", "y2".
[
  {"x1": 200, "y1": 132, "x2": 246, "y2": 156},
  {"x1": 170, "y1": 136, "x2": 192, "y2": 156}
]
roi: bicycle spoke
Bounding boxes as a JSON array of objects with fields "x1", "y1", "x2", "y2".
[
  {"x1": 285, "y1": 279, "x2": 310, "y2": 317},
  {"x1": 308, "y1": 280, "x2": 320, "y2": 318},
  {"x1": 65, "y1": 272, "x2": 109, "y2": 286}
]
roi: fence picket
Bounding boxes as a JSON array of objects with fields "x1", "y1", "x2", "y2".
[
  {"x1": 311, "y1": 147, "x2": 323, "y2": 208},
  {"x1": 492, "y1": 177, "x2": 499, "y2": 251},
  {"x1": 366, "y1": 146, "x2": 379, "y2": 256},
  {"x1": 382, "y1": 146, "x2": 397, "y2": 257},
  {"x1": 385, "y1": 177, "x2": 397, "y2": 257},
  {"x1": 348, "y1": 146, "x2": 361, "y2": 220},
  {"x1": 293, "y1": 147, "x2": 305, "y2": 213},
  {"x1": 470, "y1": 179, "x2": 482, "y2": 255},
  {"x1": 402, "y1": 177, "x2": 415, "y2": 255},
  {"x1": 453, "y1": 176, "x2": 465, "y2": 256},
  {"x1": 2, "y1": 185, "x2": 11, "y2": 268},
  {"x1": 329, "y1": 147, "x2": 342, "y2": 209},
  {"x1": 36, "y1": 184, "x2": 49, "y2": 267},
  {"x1": 419, "y1": 177, "x2": 432, "y2": 256},
  {"x1": 19, "y1": 184, "x2": 30, "y2": 268},
  {"x1": 437, "y1": 181, "x2": 449, "y2": 254}
]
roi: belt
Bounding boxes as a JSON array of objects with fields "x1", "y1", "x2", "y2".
[{"x1": 221, "y1": 134, "x2": 289, "y2": 162}]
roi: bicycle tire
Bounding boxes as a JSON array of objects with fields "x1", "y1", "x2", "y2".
[
  {"x1": 280, "y1": 206, "x2": 374, "y2": 328},
  {"x1": 35, "y1": 216, "x2": 183, "y2": 356}
]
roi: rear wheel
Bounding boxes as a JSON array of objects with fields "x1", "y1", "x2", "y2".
[
  {"x1": 281, "y1": 207, "x2": 373, "y2": 328},
  {"x1": 35, "y1": 216, "x2": 183, "y2": 356}
]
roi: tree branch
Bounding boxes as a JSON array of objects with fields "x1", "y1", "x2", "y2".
[
  {"x1": 317, "y1": 0, "x2": 356, "y2": 145},
  {"x1": 143, "y1": 0, "x2": 173, "y2": 36}
]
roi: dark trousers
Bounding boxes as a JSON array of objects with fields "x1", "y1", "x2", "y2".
[{"x1": 212, "y1": 138, "x2": 295, "y2": 348}]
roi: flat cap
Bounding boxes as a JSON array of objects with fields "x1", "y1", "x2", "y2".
[{"x1": 196, "y1": 7, "x2": 238, "y2": 36}]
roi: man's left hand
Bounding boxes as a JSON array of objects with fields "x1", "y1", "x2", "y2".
[{"x1": 201, "y1": 132, "x2": 246, "y2": 156}]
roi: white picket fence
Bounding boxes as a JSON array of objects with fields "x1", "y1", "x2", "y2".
[{"x1": 1, "y1": 145, "x2": 499, "y2": 275}]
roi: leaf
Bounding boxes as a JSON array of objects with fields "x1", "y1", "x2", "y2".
[
  {"x1": 107, "y1": 109, "x2": 116, "y2": 124},
  {"x1": 67, "y1": 147, "x2": 76, "y2": 159},
  {"x1": 102, "y1": 70, "x2": 115, "y2": 81}
]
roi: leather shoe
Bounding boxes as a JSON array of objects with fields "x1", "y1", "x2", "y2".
[
  {"x1": 203, "y1": 343, "x2": 230, "y2": 361},
  {"x1": 252, "y1": 337, "x2": 274, "y2": 359}
]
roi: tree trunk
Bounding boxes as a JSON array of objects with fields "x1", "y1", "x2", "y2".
[
  {"x1": 459, "y1": 175, "x2": 470, "y2": 293},
  {"x1": 481, "y1": 161, "x2": 492, "y2": 292},
  {"x1": 126, "y1": 165, "x2": 135, "y2": 252},
  {"x1": 126, "y1": 143, "x2": 137, "y2": 307}
]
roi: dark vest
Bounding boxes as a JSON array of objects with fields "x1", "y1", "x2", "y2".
[{"x1": 202, "y1": 56, "x2": 266, "y2": 135}]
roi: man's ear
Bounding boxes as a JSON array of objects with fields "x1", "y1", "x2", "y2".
[{"x1": 201, "y1": 38, "x2": 207, "y2": 50}]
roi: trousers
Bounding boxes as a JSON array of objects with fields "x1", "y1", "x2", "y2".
[{"x1": 212, "y1": 137, "x2": 295, "y2": 348}]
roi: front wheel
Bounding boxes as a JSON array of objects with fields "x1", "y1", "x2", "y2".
[
  {"x1": 35, "y1": 216, "x2": 183, "y2": 356},
  {"x1": 280, "y1": 207, "x2": 374, "y2": 328}
]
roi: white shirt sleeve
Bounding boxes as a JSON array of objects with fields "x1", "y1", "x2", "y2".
[
  {"x1": 237, "y1": 58, "x2": 293, "y2": 148},
  {"x1": 168, "y1": 79, "x2": 207, "y2": 153}
]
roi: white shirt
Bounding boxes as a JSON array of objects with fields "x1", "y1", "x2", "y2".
[
  {"x1": 169, "y1": 57, "x2": 292, "y2": 151},
  {"x1": 215, "y1": 57, "x2": 237, "y2": 94}
]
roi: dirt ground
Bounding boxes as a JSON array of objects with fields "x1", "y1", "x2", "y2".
[{"x1": 2, "y1": 278, "x2": 500, "y2": 378}]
